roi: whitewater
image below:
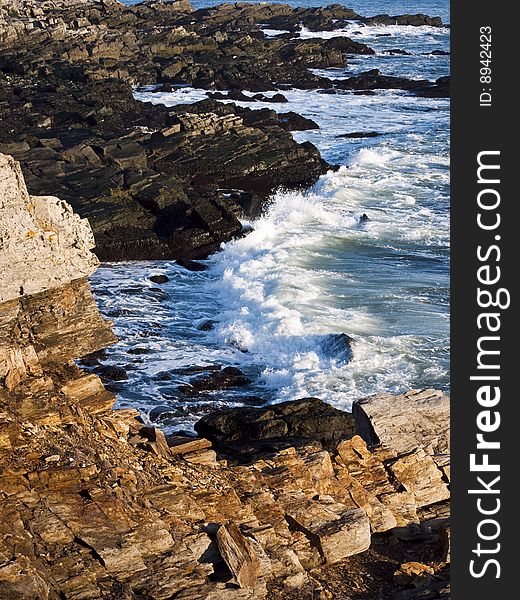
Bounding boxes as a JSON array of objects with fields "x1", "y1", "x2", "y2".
[{"x1": 91, "y1": 1, "x2": 450, "y2": 432}]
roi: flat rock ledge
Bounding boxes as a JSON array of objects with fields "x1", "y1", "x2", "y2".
[{"x1": 0, "y1": 155, "x2": 450, "y2": 598}]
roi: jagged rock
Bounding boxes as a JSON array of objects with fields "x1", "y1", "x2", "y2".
[
  {"x1": 179, "y1": 366, "x2": 251, "y2": 395},
  {"x1": 0, "y1": 153, "x2": 98, "y2": 303},
  {"x1": 353, "y1": 389, "x2": 450, "y2": 456},
  {"x1": 216, "y1": 523, "x2": 261, "y2": 588},
  {"x1": 0, "y1": 81, "x2": 327, "y2": 261},
  {"x1": 168, "y1": 436, "x2": 213, "y2": 455},
  {"x1": 282, "y1": 493, "x2": 371, "y2": 563},
  {"x1": 195, "y1": 397, "x2": 357, "y2": 455},
  {"x1": 388, "y1": 448, "x2": 450, "y2": 508}
]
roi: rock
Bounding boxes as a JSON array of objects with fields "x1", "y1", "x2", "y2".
[
  {"x1": 149, "y1": 404, "x2": 184, "y2": 422},
  {"x1": 176, "y1": 258, "x2": 209, "y2": 272},
  {"x1": 338, "y1": 131, "x2": 381, "y2": 138},
  {"x1": 0, "y1": 81, "x2": 328, "y2": 262},
  {"x1": 167, "y1": 436, "x2": 213, "y2": 455},
  {"x1": 336, "y1": 69, "x2": 449, "y2": 97},
  {"x1": 183, "y1": 448, "x2": 218, "y2": 466},
  {"x1": 353, "y1": 389, "x2": 450, "y2": 456},
  {"x1": 382, "y1": 49, "x2": 412, "y2": 55},
  {"x1": 0, "y1": 154, "x2": 98, "y2": 303},
  {"x1": 362, "y1": 14, "x2": 443, "y2": 27},
  {"x1": 283, "y1": 493, "x2": 371, "y2": 563},
  {"x1": 179, "y1": 366, "x2": 251, "y2": 395},
  {"x1": 393, "y1": 561, "x2": 435, "y2": 587},
  {"x1": 95, "y1": 364, "x2": 128, "y2": 381},
  {"x1": 197, "y1": 319, "x2": 216, "y2": 331},
  {"x1": 216, "y1": 523, "x2": 261, "y2": 589},
  {"x1": 388, "y1": 448, "x2": 450, "y2": 508},
  {"x1": 320, "y1": 333, "x2": 353, "y2": 363},
  {"x1": 195, "y1": 397, "x2": 357, "y2": 454},
  {"x1": 149, "y1": 274, "x2": 170, "y2": 284},
  {"x1": 132, "y1": 426, "x2": 172, "y2": 459},
  {"x1": 0, "y1": 557, "x2": 51, "y2": 600}
]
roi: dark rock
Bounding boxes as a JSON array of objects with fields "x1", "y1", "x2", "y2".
[
  {"x1": 382, "y1": 49, "x2": 412, "y2": 56},
  {"x1": 149, "y1": 274, "x2": 170, "y2": 284},
  {"x1": 195, "y1": 397, "x2": 357, "y2": 457},
  {"x1": 257, "y1": 93, "x2": 289, "y2": 103},
  {"x1": 197, "y1": 319, "x2": 217, "y2": 331},
  {"x1": 338, "y1": 131, "x2": 381, "y2": 139},
  {"x1": 176, "y1": 259, "x2": 208, "y2": 272},
  {"x1": 359, "y1": 213, "x2": 370, "y2": 223},
  {"x1": 0, "y1": 77, "x2": 328, "y2": 262},
  {"x1": 362, "y1": 14, "x2": 443, "y2": 27},
  {"x1": 179, "y1": 366, "x2": 251, "y2": 396},
  {"x1": 80, "y1": 349, "x2": 108, "y2": 367},
  {"x1": 320, "y1": 333, "x2": 354, "y2": 364},
  {"x1": 336, "y1": 69, "x2": 449, "y2": 97},
  {"x1": 278, "y1": 111, "x2": 320, "y2": 131},
  {"x1": 127, "y1": 347, "x2": 153, "y2": 355},
  {"x1": 154, "y1": 371, "x2": 172, "y2": 381},
  {"x1": 172, "y1": 364, "x2": 222, "y2": 376},
  {"x1": 149, "y1": 404, "x2": 184, "y2": 422}
]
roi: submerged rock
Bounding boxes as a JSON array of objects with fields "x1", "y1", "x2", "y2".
[
  {"x1": 320, "y1": 333, "x2": 353, "y2": 363},
  {"x1": 338, "y1": 131, "x2": 381, "y2": 138},
  {"x1": 176, "y1": 258, "x2": 209, "y2": 272},
  {"x1": 149, "y1": 274, "x2": 170, "y2": 284},
  {"x1": 179, "y1": 366, "x2": 251, "y2": 395}
]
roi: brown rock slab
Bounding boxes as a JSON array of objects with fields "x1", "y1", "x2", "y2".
[{"x1": 216, "y1": 523, "x2": 261, "y2": 589}]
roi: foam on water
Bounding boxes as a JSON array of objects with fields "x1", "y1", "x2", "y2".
[{"x1": 90, "y1": 11, "x2": 449, "y2": 430}]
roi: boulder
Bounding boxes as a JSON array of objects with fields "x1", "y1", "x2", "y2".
[
  {"x1": 353, "y1": 389, "x2": 450, "y2": 456},
  {"x1": 195, "y1": 397, "x2": 357, "y2": 455}
]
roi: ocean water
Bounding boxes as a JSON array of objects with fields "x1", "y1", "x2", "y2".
[{"x1": 92, "y1": 1, "x2": 450, "y2": 432}]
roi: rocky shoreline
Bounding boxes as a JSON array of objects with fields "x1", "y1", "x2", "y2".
[
  {"x1": 0, "y1": 153, "x2": 450, "y2": 598},
  {"x1": 1, "y1": 1, "x2": 450, "y2": 597},
  {"x1": 1, "y1": 0, "x2": 449, "y2": 262}
]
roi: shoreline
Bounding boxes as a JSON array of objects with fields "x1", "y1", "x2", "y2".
[
  {"x1": 0, "y1": 153, "x2": 450, "y2": 595},
  {"x1": 1, "y1": 2, "x2": 450, "y2": 597}
]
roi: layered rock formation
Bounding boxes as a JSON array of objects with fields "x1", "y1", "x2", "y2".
[
  {"x1": 0, "y1": 1, "x2": 448, "y2": 92},
  {"x1": 0, "y1": 153, "x2": 98, "y2": 302},
  {"x1": 0, "y1": 0, "x2": 449, "y2": 261},
  {"x1": 0, "y1": 78, "x2": 327, "y2": 260},
  {"x1": 0, "y1": 154, "x2": 450, "y2": 598}
]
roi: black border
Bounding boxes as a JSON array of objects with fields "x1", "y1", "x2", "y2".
[{"x1": 451, "y1": 1, "x2": 516, "y2": 595}]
